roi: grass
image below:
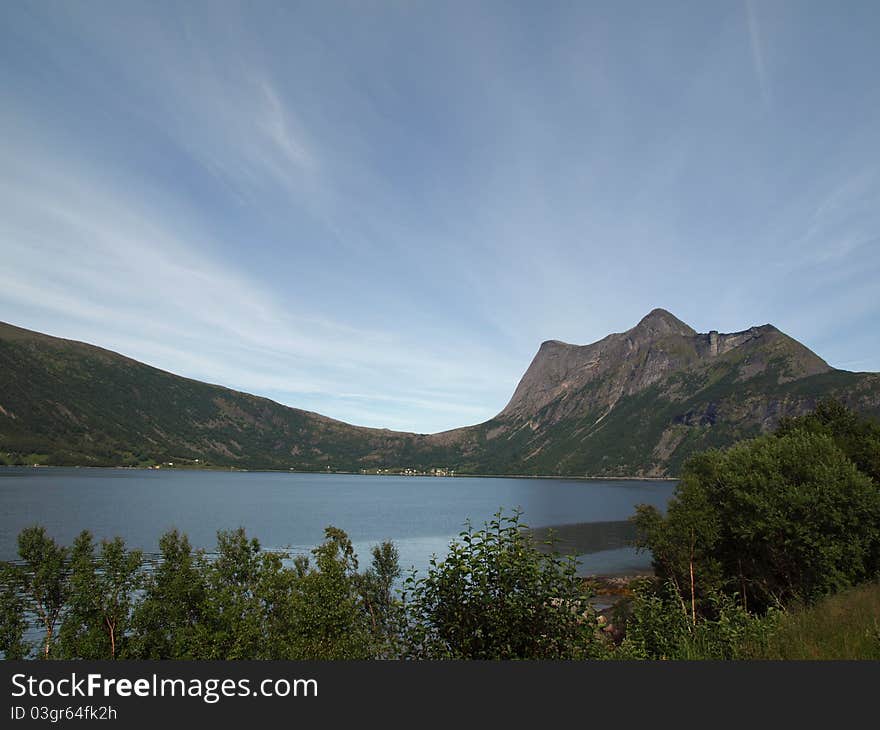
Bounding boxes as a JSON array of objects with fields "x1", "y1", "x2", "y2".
[{"x1": 746, "y1": 581, "x2": 880, "y2": 660}]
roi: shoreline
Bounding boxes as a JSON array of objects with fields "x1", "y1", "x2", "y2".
[{"x1": 0, "y1": 464, "x2": 678, "y2": 482}]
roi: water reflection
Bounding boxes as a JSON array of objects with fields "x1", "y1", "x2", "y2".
[{"x1": 530, "y1": 519, "x2": 638, "y2": 556}]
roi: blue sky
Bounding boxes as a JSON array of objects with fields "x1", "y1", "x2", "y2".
[{"x1": 1, "y1": 1, "x2": 879, "y2": 433}]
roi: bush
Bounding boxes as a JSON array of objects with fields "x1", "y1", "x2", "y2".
[
  {"x1": 130, "y1": 529, "x2": 207, "y2": 659},
  {"x1": 0, "y1": 563, "x2": 28, "y2": 659},
  {"x1": 3, "y1": 523, "x2": 399, "y2": 660},
  {"x1": 401, "y1": 510, "x2": 606, "y2": 659},
  {"x1": 615, "y1": 579, "x2": 777, "y2": 660},
  {"x1": 58, "y1": 532, "x2": 143, "y2": 659},
  {"x1": 16, "y1": 526, "x2": 69, "y2": 659},
  {"x1": 635, "y1": 430, "x2": 880, "y2": 613},
  {"x1": 777, "y1": 399, "x2": 880, "y2": 484},
  {"x1": 282, "y1": 526, "x2": 376, "y2": 660}
]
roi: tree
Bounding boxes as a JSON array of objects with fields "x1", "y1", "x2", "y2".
[
  {"x1": 251, "y1": 550, "x2": 299, "y2": 659},
  {"x1": 777, "y1": 399, "x2": 880, "y2": 484},
  {"x1": 284, "y1": 526, "x2": 375, "y2": 660},
  {"x1": 58, "y1": 531, "x2": 103, "y2": 659},
  {"x1": 635, "y1": 431, "x2": 880, "y2": 613},
  {"x1": 197, "y1": 528, "x2": 266, "y2": 659},
  {"x1": 633, "y1": 464, "x2": 723, "y2": 621},
  {"x1": 401, "y1": 510, "x2": 603, "y2": 659},
  {"x1": 16, "y1": 527, "x2": 69, "y2": 659},
  {"x1": 94, "y1": 537, "x2": 143, "y2": 658},
  {"x1": 0, "y1": 564, "x2": 29, "y2": 659},
  {"x1": 129, "y1": 526, "x2": 388, "y2": 660},
  {"x1": 357, "y1": 541, "x2": 402, "y2": 655},
  {"x1": 58, "y1": 533, "x2": 143, "y2": 659},
  {"x1": 130, "y1": 529, "x2": 208, "y2": 659}
]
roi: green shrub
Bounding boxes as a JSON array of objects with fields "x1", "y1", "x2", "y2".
[
  {"x1": 58, "y1": 532, "x2": 143, "y2": 659},
  {"x1": 401, "y1": 510, "x2": 606, "y2": 659},
  {"x1": 635, "y1": 430, "x2": 880, "y2": 613},
  {"x1": 16, "y1": 526, "x2": 69, "y2": 659},
  {"x1": 615, "y1": 579, "x2": 777, "y2": 660},
  {"x1": 130, "y1": 529, "x2": 207, "y2": 659},
  {"x1": 282, "y1": 526, "x2": 376, "y2": 660},
  {"x1": 0, "y1": 564, "x2": 29, "y2": 659},
  {"x1": 777, "y1": 399, "x2": 880, "y2": 484}
]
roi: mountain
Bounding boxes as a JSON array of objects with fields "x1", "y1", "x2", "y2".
[
  {"x1": 0, "y1": 321, "x2": 443, "y2": 471},
  {"x1": 1, "y1": 312, "x2": 879, "y2": 475},
  {"x1": 431, "y1": 309, "x2": 880, "y2": 475}
]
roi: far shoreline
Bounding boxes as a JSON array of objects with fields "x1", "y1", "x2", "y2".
[{"x1": 0, "y1": 464, "x2": 678, "y2": 482}]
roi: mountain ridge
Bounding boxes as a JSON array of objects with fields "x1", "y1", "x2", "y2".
[{"x1": 1, "y1": 312, "x2": 878, "y2": 475}]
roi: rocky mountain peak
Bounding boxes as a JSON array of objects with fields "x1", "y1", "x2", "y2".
[
  {"x1": 497, "y1": 310, "x2": 834, "y2": 426},
  {"x1": 630, "y1": 308, "x2": 696, "y2": 340}
]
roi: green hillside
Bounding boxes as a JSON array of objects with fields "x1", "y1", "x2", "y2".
[{"x1": 0, "y1": 321, "x2": 453, "y2": 470}]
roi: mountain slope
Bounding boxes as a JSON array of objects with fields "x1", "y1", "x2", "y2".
[
  {"x1": 0, "y1": 321, "x2": 449, "y2": 470},
  {"x1": 430, "y1": 309, "x2": 880, "y2": 476},
  {"x1": 1, "y1": 313, "x2": 878, "y2": 475}
]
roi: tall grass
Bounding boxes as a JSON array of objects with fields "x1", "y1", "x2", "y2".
[{"x1": 745, "y1": 582, "x2": 880, "y2": 660}]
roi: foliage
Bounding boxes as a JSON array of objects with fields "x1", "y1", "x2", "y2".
[
  {"x1": 634, "y1": 423, "x2": 880, "y2": 613},
  {"x1": 1, "y1": 522, "x2": 401, "y2": 660},
  {"x1": 57, "y1": 531, "x2": 102, "y2": 659},
  {"x1": 195, "y1": 528, "x2": 267, "y2": 659},
  {"x1": 58, "y1": 533, "x2": 143, "y2": 659},
  {"x1": 130, "y1": 529, "x2": 207, "y2": 659},
  {"x1": 400, "y1": 510, "x2": 605, "y2": 659},
  {"x1": 16, "y1": 526, "x2": 69, "y2": 659},
  {"x1": 777, "y1": 398, "x2": 880, "y2": 484},
  {"x1": 355, "y1": 541, "x2": 402, "y2": 657},
  {"x1": 613, "y1": 579, "x2": 880, "y2": 660},
  {"x1": 0, "y1": 563, "x2": 29, "y2": 659},
  {"x1": 614, "y1": 579, "x2": 777, "y2": 660},
  {"x1": 282, "y1": 527, "x2": 375, "y2": 659}
]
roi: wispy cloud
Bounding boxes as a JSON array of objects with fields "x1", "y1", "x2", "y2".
[
  {"x1": 1, "y1": 0, "x2": 879, "y2": 428},
  {"x1": 257, "y1": 78, "x2": 316, "y2": 172},
  {"x1": 0, "y1": 123, "x2": 516, "y2": 432},
  {"x1": 791, "y1": 169, "x2": 880, "y2": 266},
  {"x1": 745, "y1": 0, "x2": 772, "y2": 109}
]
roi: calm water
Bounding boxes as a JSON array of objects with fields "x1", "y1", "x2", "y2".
[{"x1": 0, "y1": 468, "x2": 674, "y2": 576}]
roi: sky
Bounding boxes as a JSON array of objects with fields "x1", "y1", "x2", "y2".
[{"x1": 1, "y1": 1, "x2": 879, "y2": 434}]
